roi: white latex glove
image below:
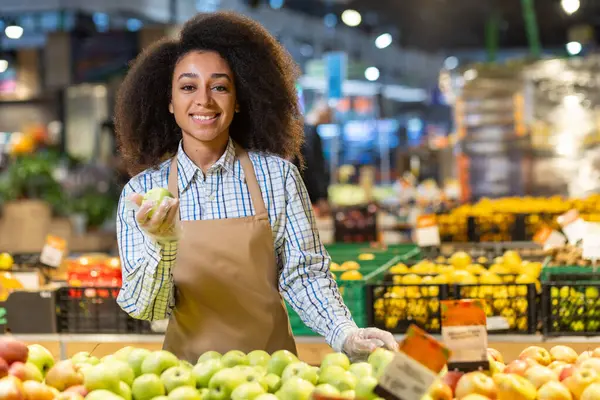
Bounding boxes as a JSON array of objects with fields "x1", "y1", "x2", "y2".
[
  {"x1": 128, "y1": 193, "x2": 180, "y2": 243},
  {"x1": 342, "y1": 327, "x2": 399, "y2": 362}
]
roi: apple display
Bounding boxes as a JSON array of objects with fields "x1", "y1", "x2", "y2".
[
  {"x1": 102, "y1": 359, "x2": 135, "y2": 387},
  {"x1": 267, "y1": 350, "x2": 297, "y2": 376},
  {"x1": 83, "y1": 363, "x2": 121, "y2": 393},
  {"x1": 348, "y1": 362, "x2": 373, "y2": 379},
  {"x1": 26, "y1": 344, "x2": 54, "y2": 377},
  {"x1": 551, "y1": 346, "x2": 579, "y2": 364},
  {"x1": 192, "y1": 359, "x2": 224, "y2": 389},
  {"x1": 461, "y1": 395, "x2": 493, "y2": 400},
  {"x1": 231, "y1": 381, "x2": 266, "y2": 400},
  {"x1": 247, "y1": 350, "x2": 271, "y2": 368},
  {"x1": 321, "y1": 353, "x2": 351, "y2": 370},
  {"x1": 524, "y1": 365, "x2": 558, "y2": 389},
  {"x1": 340, "y1": 389, "x2": 355, "y2": 399},
  {"x1": 277, "y1": 377, "x2": 315, "y2": 400},
  {"x1": 141, "y1": 351, "x2": 180, "y2": 376},
  {"x1": 455, "y1": 372, "x2": 497, "y2": 399},
  {"x1": 281, "y1": 362, "x2": 319, "y2": 385},
  {"x1": 197, "y1": 351, "x2": 222, "y2": 364},
  {"x1": 131, "y1": 373, "x2": 166, "y2": 400},
  {"x1": 160, "y1": 366, "x2": 195, "y2": 394},
  {"x1": 260, "y1": 373, "x2": 282, "y2": 393},
  {"x1": 563, "y1": 367, "x2": 600, "y2": 399},
  {"x1": 548, "y1": 362, "x2": 570, "y2": 377},
  {"x1": 560, "y1": 365, "x2": 577, "y2": 382},
  {"x1": 64, "y1": 385, "x2": 88, "y2": 397},
  {"x1": 537, "y1": 381, "x2": 573, "y2": 400},
  {"x1": 504, "y1": 360, "x2": 531, "y2": 377},
  {"x1": 167, "y1": 386, "x2": 202, "y2": 400},
  {"x1": 45, "y1": 360, "x2": 84, "y2": 391},
  {"x1": 126, "y1": 348, "x2": 151, "y2": 377},
  {"x1": 208, "y1": 368, "x2": 247, "y2": 400},
  {"x1": 70, "y1": 352, "x2": 99, "y2": 367},
  {"x1": 519, "y1": 346, "x2": 552, "y2": 366},
  {"x1": 255, "y1": 393, "x2": 280, "y2": 400},
  {"x1": 221, "y1": 350, "x2": 249, "y2": 368},
  {"x1": 494, "y1": 373, "x2": 537, "y2": 400}
]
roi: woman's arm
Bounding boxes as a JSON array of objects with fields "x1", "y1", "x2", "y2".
[
  {"x1": 116, "y1": 179, "x2": 177, "y2": 321},
  {"x1": 278, "y1": 162, "x2": 358, "y2": 352}
]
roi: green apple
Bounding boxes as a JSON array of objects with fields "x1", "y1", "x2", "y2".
[
  {"x1": 142, "y1": 351, "x2": 179, "y2": 376},
  {"x1": 167, "y1": 386, "x2": 202, "y2": 400},
  {"x1": 192, "y1": 359, "x2": 223, "y2": 388},
  {"x1": 117, "y1": 381, "x2": 132, "y2": 400},
  {"x1": 319, "y1": 367, "x2": 357, "y2": 392},
  {"x1": 152, "y1": 397, "x2": 169, "y2": 400},
  {"x1": 349, "y1": 362, "x2": 373, "y2": 379},
  {"x1": 127, "y1": 348, "x2": 152, "y2": 377},
  {"x1": 101, "y1": 355, "x2": 118, "y2": 364},
  {"x1": 247, "y1": 350, "x2": 270, "y2": 368},
  {"x1": 83, "y1": 364, "x2": 121, "y2": 393},
  {"x1": 27, "y1": 344, "x2": 55, "y2": 376},
  {"x1": 45, "y1": 359, "x2": 84, "y2": 392},
  {"x1": 161, "y1": 366, "x2": 195, "y2": 393},
  {"x1": 180, "y1": 360, "x2": 194, "y2": 371},
  {"x1": 234, "y1": 365, "x2": 266, "y2": 385},
  {"x1": 368, "y1": 348, "x2": 395, "y2": 378},
  {"x1": 277, "y1": 377, "x2": 315, "y2": 400},
  {"x1": 281, "y1": 362, "x2": 319, "y2": 385},
  {"x1": 197, "y1": 351, "x2": 221, "y2": 364},
  {"x1": 260, "y1": 373, "x2": 281, "y2": 393},
  {"x1": 113, "y1": 346, "x2": 135, "y2": 362},
  {"x1": 266, "y1": 350, "x2": 297, "y2": 377},
  {"x1": 231, "y1": 381, "x2": 266, "y2": 400},
  {"x1": 314, "y1": 383, "x2": 340, "y2": 396},
  {"x1": 255, "y1": 395, "x2": 279, "y2": 400},
  {"x1": 103, "y1": 359, "x2": 135, "y2": 387},
  {"x1": 340, "y1": 390, "x2": 355, "y2": 399},
  {"x1": 143, "y1": 188, "x2": 174, "y2": 218},
  {"x1": 321, "y1": 353, "x2": 350, "y2": 370},
  {"x1": 131, "y1": 374, "x2": 166, "y2": 400},
  {"x1": 71, "y1": 352, "x2": 99, "y2": 367},
  {"x1": 355, "y1": 376, "x2": 378, "y2": 400},
  {"x1": 221, "y1": 350, "x2": 248, "y2": 368},
  {"x1": 199, "y1": 388, "x2": 209, "y2": 398},
  {"x1": 207, "y1": 368, "x2": 247, "y2": 400},
  {"x1": 85, "y1": 390, "x2": 125, "y2": 400},
  {"x1": 318, "y1": 366, "x2": 346, "y2": 384}
]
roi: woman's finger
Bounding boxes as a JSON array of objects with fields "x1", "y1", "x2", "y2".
[
  {"x1": 147, "y1": 199, "x2": 171, "y2": 230},
  {"x1": 135, "y1": 202, "x2": 154, "y2": 225}
]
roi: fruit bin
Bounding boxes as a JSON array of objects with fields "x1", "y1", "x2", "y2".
[
  {"x1": 55, "y1": 287, "x2": 154, "y2": 334},
  {"x1": 366, "y1": 282, "x2": 450, "y2": 333},
  {"x1": 542, "y1": 274, "x2": 600, "y2": 336}
]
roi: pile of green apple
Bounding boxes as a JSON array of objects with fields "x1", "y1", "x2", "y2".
[{"x1": 0, "y1": 336, "x2": 397, "y2": 400}]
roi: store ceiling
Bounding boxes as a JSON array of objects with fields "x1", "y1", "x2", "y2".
[{"x1": 281, "y1": 0, "x2": 599, "y2": 51}]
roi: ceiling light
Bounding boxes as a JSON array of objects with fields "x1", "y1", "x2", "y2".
[
  {"x1": 566, "y1": 41, "x2": 582, "y2": 55},
  {"x1": 561, "y1": 0, "x2": 580, "y2": 14},
  {"x1": 5, "y1": 25, "x2": 23, "y2": 39},
  {"x1": 375, "y1": 33, "x2": 392, "y2": 49},
  {"x1": 365, "y1": 67, "x2": 380, "y2": 82},
  {"x1": 0, "y1": 60, "x2": 8, "y2": 73},
  {"x1": 444, "y1": 56, "x2": 459, "y2": 70},
  {"x1": 341, "y1": 9, "x2": 361, "y2": 27}
]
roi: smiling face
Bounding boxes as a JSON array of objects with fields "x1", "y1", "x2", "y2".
[{"x1": 170, "y1": 50, "x2": 238, "y2": 146}]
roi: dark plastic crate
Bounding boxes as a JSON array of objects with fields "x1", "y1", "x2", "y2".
[
  {"x1": 56, "y1": 287, "x2": 153, "y2": 334},
  {"x1": 366, "y1": 282, "x2": 450, "y2": 334},
  {"x1": 542, "y1": 277, "x2": 600, "y2": 336},
  {"x1": 454, "y1": 283, "x2": 538, "y2": 334}
]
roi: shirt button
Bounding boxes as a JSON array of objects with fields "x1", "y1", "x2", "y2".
[{"x1": 209, "y1": 194, "x2": 215, "y2": 201}]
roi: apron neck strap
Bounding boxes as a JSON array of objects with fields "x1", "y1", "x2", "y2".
[{"x1": 166, "y1": 143, "x2": 268, "y2": 218}]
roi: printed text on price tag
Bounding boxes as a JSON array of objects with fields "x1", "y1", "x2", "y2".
[
  {"x1": 533, "y1": 226, "x2": 566, "y2": 250},
  {"x1": 415, "y1": 215, "x2": 440, "y2": 247},
  {"x1": 40, "y1": 235, "x2": 67, "y2": 268}
]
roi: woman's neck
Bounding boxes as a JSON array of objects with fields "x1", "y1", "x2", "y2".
[{"x1": 182, "y1": 134, "x2": 230, "y2": 173}]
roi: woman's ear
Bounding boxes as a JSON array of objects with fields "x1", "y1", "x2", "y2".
[
  {"x1": 235, "y1": 104, "x2": 240, "y2": 113},
  {"x1": 169, "y1": 102, "x2": 174, "y2": 114}
]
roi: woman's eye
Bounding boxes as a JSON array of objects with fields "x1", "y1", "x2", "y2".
[
  {"x1": 181, "y1": 85, "x2": 195, "y2": 91},
  {"x1": 213, "y1": 86, "x2": 228, "y2": 92}
]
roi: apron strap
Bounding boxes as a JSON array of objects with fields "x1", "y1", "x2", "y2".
[{"x1": 166, "y1": 143, "x2": 268, "y2": 219}]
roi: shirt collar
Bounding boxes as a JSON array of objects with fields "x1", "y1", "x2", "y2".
[{"x1": 175, "y1": 138, "x2": 245, "y2": 193}]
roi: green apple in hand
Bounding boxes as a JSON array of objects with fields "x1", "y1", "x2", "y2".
[
  {"x1": 127, "y1": 348, "x2": 151, "y2": 377},
  {"x1": 161, "y1": 366, "x2": 195, "y2": 393},
  {"x1": 281, "y1": 362, "x2": 319, "y2": 385},
  {"x1": 167, "y1": 386, "x2": 202, "y2": 400},
  {"x1": 355, "y1": 376, "x2": 379, "y2": 400},
  {"x1": 197, "y1": 351, "x2": 221, "y2": 364},
  {"x1": 231, "y1": 382, "x2": 266, "y2": 400},
  {"x1": 321, "y1": 353, "x2": 350, "y2": 371},
  {"x1": 83, "y1": 363, "x2": 121, "y2": 393},
  {"x1": 131, "y1": 374, "x2": 166, "y2": 400},
  {"x1": 277, "y1": 377, "x2": 314, "y2": 400},
  {"x1": 141, "y1": 350, "x2": 179, "y2": 376},
  {"x1": 349, "y1": 362, "x2": 373, "y2": 379},
  {"x1": 221, "y1": 350, "x2": 248, "y2": 368},
  {"x1": 192, "y1": 359, "x2": 223, "y2": 388},
  {"x1": 143, "y1": 188, "x2": 174, "y2": 218},
  {"x1": 267, "y1": 350, "x2": 297, "y2": 377},
  {"x1": 207, "y1": 368, "x2": 247, "y2": 400},
  {"x1": 247, "y1": 350, "x2": 270, "y2": 368},
  {"x1": 27, "y1": 344, "x2": 55, "y2": 377},
  {"x1": 260, "y1": 373, "x2": 281, "y2": 393}
]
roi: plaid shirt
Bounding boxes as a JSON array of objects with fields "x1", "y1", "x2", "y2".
[{"x1": 116, "y1": 138, "x2": 357, "y2": 351}]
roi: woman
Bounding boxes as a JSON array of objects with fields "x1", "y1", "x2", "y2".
[{"x1": 115, "y1": 11, "x2": 397, "y2": 363}]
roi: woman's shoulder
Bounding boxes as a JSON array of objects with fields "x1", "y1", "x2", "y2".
[{"x1": 247, "y1": 150, "x2": 299, "y2": 175}]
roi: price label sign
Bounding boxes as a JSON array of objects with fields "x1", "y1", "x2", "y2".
[
  {"x1": 558, "y1": 210, "x2": 587, "y2": 245},
  {"x1": 415, "y1": 215, "x2": 441, "y2": 247},
  {"x1": 375, "y1": 325, "x2": 451, "y2": 400},
  {"x1": 40, "y1": 235, "x2": 67, "y2": 268},
  {"x1": 582, "y1": 223, "x2": 600, "y2": 261},
  {"x1": 533, "y1": 226, "x2": 567, "y2": 250},
  {"x1": 441, "y1": 299, "x2": 490, "y2": 372}
]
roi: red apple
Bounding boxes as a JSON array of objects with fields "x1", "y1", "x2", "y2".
[
  {"x1": 578, "y1": 352, "x2": 594, "y2": 366},
  {"x1": 9, "y1": 362, "x2": 42, "y2": 382},
  {"x1": 504, "y1": 360, "x2": 530, "y2": 377},
  {"x1": 487, "y1": 348, "x2": 504, "y2": 364},
  {"x1": 536, "y1": 381, "x2": 572, "y2": 400},
  {"x1": 428, "y1": 380, "x2": 452, "y2": 400},
  {"x1": 525, "y1": 365, "x2": 559, "y2": 389},
  {"x1": 0, "y1": 358, "x2": 8, "y2": 379},
  {"x1": 563, "y1": 367, "x2": 600, "y2": 399},
  {"x1": 442, "y1": 371, "x2": 464, "y2": 395},
  {"x1": 551, "y1": 346, "x2": 579, "y2": 364},
  {"x1": 0, "y1": 376, "x2": 24, "y2": 400},
  {"x1": 64, "y1": 385, "x2": 88, "y2": 397},
  {"x1": 455, "y1": 372, "x2": 497, "y2": 399},
  {"x1": 0, "y1": 339, "x2": 28, "y2": 365},
  {"x1": 549, "y1": 362, "x2": 569, "y2": 377},
  {"x1": 560, "y1": 365, "x2": 577, "y2": 382},
  {"x1": 519, "y1": 346, "x2": 552, "y2": 366},
  {"x1": 45, "y1": 360, "x2": 83, "y2": 391},
  {"x1": 22, "y1": 381, "x2": 54, "y2": 400}
]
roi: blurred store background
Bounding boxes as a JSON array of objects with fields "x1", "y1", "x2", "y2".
[{"x1": 2, "y1": 0, "x2": 600, "y2": 339}]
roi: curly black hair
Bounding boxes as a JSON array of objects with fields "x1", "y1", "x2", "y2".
[{"x1": 115, "y1": 11, "x2": 304, "y2": 176}]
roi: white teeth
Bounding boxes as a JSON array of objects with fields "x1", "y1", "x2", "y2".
[{"x1": 192, "y1": 115, "x2": 217, "y2": 121}]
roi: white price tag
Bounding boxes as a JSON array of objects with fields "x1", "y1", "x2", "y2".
[
  {"x1": 563, "y1": 218, "x2": 587, "y2": 245},
  {"x1": 39, "y1": 235, "x2": 67, "y2": 268},
  {"x1": 377, "y1": 350, "x2": 437, "y2": 400},
  {"x1": 583, "y1": 233, "x2": 600, "y2": 261},
  {"x1": 534, "y1": 227, "x2": 567, "y2": 250},
  {"x1": 486, "y1": 316, "x2": 510, "y2": 331},
  {"x1": 442, "y1": 325, "x2": 488, "y2": 364},
  {"x1": 415, "y1": 215, "x2": 441, "y2": 247}
]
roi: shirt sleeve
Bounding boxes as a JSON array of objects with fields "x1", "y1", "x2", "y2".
[
  {"x1": 116, "y1": 177, "x2": 177, "y2": 321},
  {"x1": 278, "y1": 162, "x2": 358, "y2": 352}
]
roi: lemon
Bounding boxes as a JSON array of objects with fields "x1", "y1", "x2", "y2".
[
  {"x1": 451, "y1": 270, "x2": 477, "y2": 284},
  {"x1": 432, "y1": 274, "x2": 449, "y2": 284},
  {"x1": 0, "y1": 253, "x2": 13, "y2": 270},
  {"x1": 478, "y1": 272, "x2": 502, "y2": 284},
  {"x1": 340, "y1": 270, "x2": 363, "y2": 280},
  {"x1": 389, "y1": 263, "x2": 409, "y2": 274},
  {"x1": 466, "y1": 263, "x2": 486, "y2": 275},
  {"x1": 477, "y1": 256, "x2": 489, "y2": 264},
  {"x1": 503, "y1": 250, "x2": 522, "y2": 266},
  {"x1": 358, "y1": 253, "x2": 375, "y2": 261},
  {"x1": 436, "y1": 265, "x2": 455, "y2": 275},
  {"x1": 402, "y1": 274, "x2": 422, "y2": 285},
  {"x1": 330, "y1": 262, "x2": 345, "y2": 272},
  {"x1": 340, "y1": 261, "x2": 360, "y2": 271},
  {"x1": 435, "y1": 256, "x2": 447, "y2": 263},
  {"x1": 449, "y1": 251, "x2": 472, "y2": 269},
  {"x1": 489, "y1": 264, "x2": 511, "y2": 275}
]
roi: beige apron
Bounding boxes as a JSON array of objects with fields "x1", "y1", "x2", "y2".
[{"x1": 162, "y1": 146, "x2": 297, "y2": 362}]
